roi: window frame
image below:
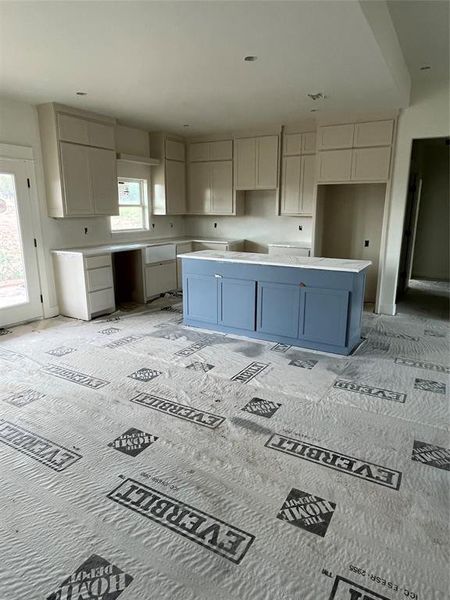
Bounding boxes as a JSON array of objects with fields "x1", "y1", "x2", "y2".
[{"x1": 110, "y1": 176, "x2": 149, "y2": 234}]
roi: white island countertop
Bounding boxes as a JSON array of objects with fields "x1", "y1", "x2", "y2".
[{"x1": 179, "y1": 250, "x2": 372, "y2": 273}]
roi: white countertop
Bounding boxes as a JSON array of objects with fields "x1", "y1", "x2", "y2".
[
  {"x1": 268, "y1": 241, "x2": 311, "y2": 248},
  {"x1": 179, "y1": 250, "x2": 372, "y2": 273},
  {"x1": 51, "y1": 237, "x2": 244, "y2": 257}
]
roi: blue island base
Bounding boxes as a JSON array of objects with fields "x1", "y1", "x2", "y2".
[{"x1": 181, "y1": 257, "x2": 368, "y2": 356}]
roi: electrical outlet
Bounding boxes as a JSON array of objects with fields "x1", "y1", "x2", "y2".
[
  {"x1": 298, "y1": 225, "x2": 303, "y2": 231},
  {"x1": 152, "y1": 223, "x2": 155, "y2": 229},
  {"x1": 214, "y1": 222, "x2": 217, "y2": 228},
  {"x1": 170, "y1": 222, "x2": 174, "y2": 228},
  {"x1": 364, "y1": 240, "x2": 369, "y2": 247},
  {"x1": 84, "y1": 227, "x2": 88, "y2": 235}
]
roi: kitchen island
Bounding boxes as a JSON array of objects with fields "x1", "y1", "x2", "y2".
[{"x1": 179, "y1": 250, "x2": 371, "y2": 355}]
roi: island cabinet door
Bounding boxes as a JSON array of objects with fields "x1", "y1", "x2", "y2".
[
  {"x1": 184, "y1": 274, "x2": 218, "y2": 324},
  {"x1": 298, "y1": 287, "x2": 350, "y2": 347},
  {"x1": 257, "y1": 281, "x2": 300, "y2": 338},
  {"x1": 218, "y1": 278, "x2": 256, "y2": 331}
]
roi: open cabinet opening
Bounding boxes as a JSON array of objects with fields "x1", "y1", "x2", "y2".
[{"x1": 314, "y1": 183, "x2": 386, "y2": 304}]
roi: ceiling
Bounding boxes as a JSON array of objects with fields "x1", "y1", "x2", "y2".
[
  {"x1": 388, "y1": 0, "x2": 449, "y2": 83},
  {"x1": 0, "y1": 1, "x2": 444, "y2": 135}
]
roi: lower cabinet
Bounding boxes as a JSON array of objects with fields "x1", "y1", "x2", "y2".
[
  {"x1": 218, "y1": 278, "x2": 256, "y2": 331},
  {"x1": 145, "y1": 261, "x2": 177, "y2": 298},
  {"x1": 257, "y1": 281, "x2": 300, "y2": 338},
  {"x1": 299, "y1": 287, "x2": 349, "y2": 347},
  {"x1": 184, "y1": 274, "x2": 219, "y2": 324}
]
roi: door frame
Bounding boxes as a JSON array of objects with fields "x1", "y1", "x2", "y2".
[{"x1": 0, "y1": 143, "x2": 45, "y2": 327}]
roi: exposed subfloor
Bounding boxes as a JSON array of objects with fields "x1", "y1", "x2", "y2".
[{"x1": 0, "y1": 282, "x2": 448, "y2": 599}]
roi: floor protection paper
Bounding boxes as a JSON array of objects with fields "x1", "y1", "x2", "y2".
[{"x1": 0, "y1": 290, "x2": 449, "y2": 600}]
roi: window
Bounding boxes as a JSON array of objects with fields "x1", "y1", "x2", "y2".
[{"x1": 110, "y1": 178, "x2": 149, "y2": 232}]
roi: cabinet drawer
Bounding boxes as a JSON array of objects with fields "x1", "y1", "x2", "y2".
[
  {"x1": 144, "y1": 244, "x2": 176, "y2": 264},
  {"x1": 145, "y1": 261, "x2": 177, "y2": 297},
  {"x1": 317, "y1": 124, "x2": 354, "y2": 150},
  {"x1": 86, "y1": 266, "x2": 113, "y2": 292},
  {"x1": 88, "y1": 288, "x2": 115, "y2": 314},
  {"x1": 85, "y1": 254, "x2": 112, "y2": 270},
  {"x1": 57, "y1": 114, "x2": 89, "y2": 145},
  {"x1": 166, "y1": 139, "x2": 185, "y2": 161}
]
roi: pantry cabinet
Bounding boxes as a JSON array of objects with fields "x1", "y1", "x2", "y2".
[
  {"x1": 150, "y1": 133, "x2": 186, "y2": 215},
  {"x1": 234, "y1": 135, "x2": 279, "y2": 190},
  {"x1": 38, "y1": 103, "x2": 119, "y2": 218},
  {"x1": 280, "y1": 131, "x2": 316, "y2": 216}
]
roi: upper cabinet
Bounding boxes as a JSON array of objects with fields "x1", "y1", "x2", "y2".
[
  {"x1": 38, "y1": 103, "x2": 119, "y2": 218},
  {"x1": 150, "y1": 133, "x2": 186, "y2": 215},
  {"x1": 187, "y1": 139, "x2": 234, "y2": 215},
  {"x1": 280, "y1": 131, "x2": 316, "y2": 216},
  {"x1": 234, "y1": 135, "x2": 279, "y2": 190},
  {"x1": 316, "y1": 119, "x2": 394, "y2": 183}
]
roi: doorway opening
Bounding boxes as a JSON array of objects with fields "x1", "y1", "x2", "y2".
[{"x1": 396, "y1": 137, "x2": 449, "y2": 319}]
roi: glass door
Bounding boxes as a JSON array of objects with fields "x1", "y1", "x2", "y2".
[{"x1": 0, "y1": 158, "x2": 42, "y2": 327}]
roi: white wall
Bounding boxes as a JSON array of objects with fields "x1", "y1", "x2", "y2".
[
  {"x1": 185, "y1": 191, "x2": 312, "y2": 252},
  {"x1": 378, "y1": 79, "x2": 450, "y2": 314},
  {"x1": 411, "y1": 140, "x2": 449, "y2": 280},
  {"x1": 0, "y1": 98, "x2": 184, "y2": 316}
]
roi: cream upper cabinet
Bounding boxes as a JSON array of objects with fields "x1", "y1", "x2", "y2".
[
  {"x1": 256, "y1": 136, "x2": 279, "y2": 189},
  {"x1": 235, "y1": 135, "x2": 279, "y2": 190},
  {"x1": 317, "y1": 149, "x2": 352, "y2": 182},
  {"x1": 89, "y1": 147, "x2": 119, "y2": 215},
  {"x1": 38, "y1": 103, "x2": 118, "y2": 218},
  {"x1": 188, "y1": 160, "x2": 233, "y2": 215},
  {"x1": 189, "y1": 140, "x2": 233, "y2": 162},
  {"x1": 280, "y1": 154, "x2": 315, "y2": 215},
  {"x1": 59, "y1": 142, "x2": 93, "y2": 215},
  {"x1": 301, "y1": 154, "x2": 315, "y2": 214},
  {"x1": 189, "y1": 142, "x2": 210, "y2": 162},
  {"x1": 283, "y1": 133, "x2": 302, "y2": 156},
  {"x1": 210, "y1": 161, "x2": 233, "y2": 214},
  {"x1": 150, "y1": 133, "x2": 186, "y2": 215},
  {"x1": 351, "y1": 147, "x2": 391, "y2": 182},
  {"x1": 317, "y1": 124, "x2": 355, "y2": 150},
  {"x1": 166, "y1": 138, "x2": 185, "y2": 162},
  {"x1": 188, "y1": 161, "x2": 210, "y2": 214},
  {"x1": 235, "y1": 137, "x2": 256, "y2": 189},
  {"x1": 302, "y1": 132, "x2": 316, "y2": 154},
  {"x1": 165, "y1": 159, "x2": 186, "y2": 214},
  {"x1": 353, "y1": 120, "x2": 394, "y2": 147}
]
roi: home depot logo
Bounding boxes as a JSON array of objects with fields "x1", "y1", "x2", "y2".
[
  {"x1": 47, "y1": 554, "x2": 133, "y2": 599},
  {"x1": 329, "y1": 576, "x2": 391, "y2": 599}
]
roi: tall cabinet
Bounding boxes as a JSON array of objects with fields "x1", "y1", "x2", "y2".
[
  {"x1": 280, "y1": 131, "x2": 316, "y2": 216},
  {"x1": 38, "y1": 103, "x2": 119, "y2": 218},
  {"x1": 187, "y1": 140, "x2": 234, "y2": 215},
  {"x1": 150, "y1": 133, "x2": 186, "y2": 215}
]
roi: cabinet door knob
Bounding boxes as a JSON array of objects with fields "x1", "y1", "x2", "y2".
[
  {"x1": 299, "y1": 282, "x2": 306, "y2": 287},
  {"x1": 214, "y1": 274, "x2": 223, "y2": 278}
]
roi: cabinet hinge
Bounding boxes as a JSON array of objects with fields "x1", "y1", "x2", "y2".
[
  {"x1": 27, "y1": 178, "x2": 31, "y2": 188},
  {"x1": 40, "y1": 294, "x2": 43, "y2": 304},
  {"x1": 33, "y1": 238, "x2": 37, "y2": 248}
]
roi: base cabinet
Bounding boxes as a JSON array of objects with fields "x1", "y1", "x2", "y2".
[
  {"x1": 219, "y1": 278, "x2": 256, "y2": 331},
  {"x1": 182, "y1": 258, "x2": 366, "y2": 355},
  {"x1": 257, "y1": 281, "x2": 300, "y2": 338},
  {"x1": 299, "y1": 287, "x2": 349, "y2": 346}
]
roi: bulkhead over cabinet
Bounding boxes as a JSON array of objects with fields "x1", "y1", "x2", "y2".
[{"x1": 38, "y1": 103, "x2": 119, "y2": 218}]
